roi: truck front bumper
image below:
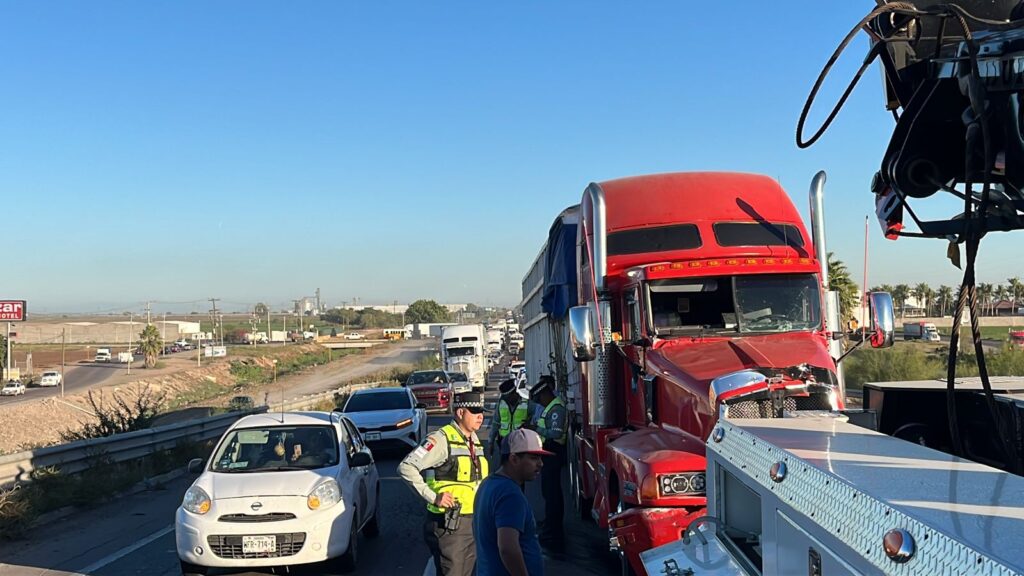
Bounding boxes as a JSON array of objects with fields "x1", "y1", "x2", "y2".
[{"x1": 609, "y1": 506, "x2": 705, "y2": 576}]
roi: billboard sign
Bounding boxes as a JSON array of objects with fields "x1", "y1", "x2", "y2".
[
  {"x1": 0, "y1": 301, "x2": 26, "y2": 322},
  {"x1": 204, "y1": 346, "x2": 227, "y2": 358}
]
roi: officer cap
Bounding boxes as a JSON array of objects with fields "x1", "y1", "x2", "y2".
[
  {"x1": 498, "y1": 378, "x2": 517, "y2": 396},
  {"x1": 529, "y1": 375, "x2": 555, "y2": 397},
  {"x1": 452, "y1": 391, "x2": 489, "y2": 413}
]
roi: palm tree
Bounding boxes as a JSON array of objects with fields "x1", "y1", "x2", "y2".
[
  {"x1": 937, "y1": 285, "x2": 954, "y2": 316},
  {"x1": 827, "y1": 253, "x2": 860, "y2": 325},
  {"x1": 978, "y1": 283, "x2": 994, "y2": 316},
  {"x1": 1009, "y1": 277, "x2": 1023, "y2": 315},
  {"x1": 892, "y1": 284, "x2": 910, "y2": 319},
  {"x1": 138, "y1": 324, "x2": 164, "y2": 369},
  {"x1": 911, "y1": 282, "x2": 931, "y2": 316}
]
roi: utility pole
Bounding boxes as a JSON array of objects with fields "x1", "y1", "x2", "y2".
[
  {"x1": 208, "y1": 297, "x2": 220, "y2": 347},
  {"x1": 127, "y1": 312, "x2": 133, "y2": 376},
  {"x1": 145, "y1": 301, "x2": 152, "y2": 325},
  {"x1": 61, "y1": 327, "x2": 66, "y2": 397},
  {"x1": 161, "y1": 312, "x2": 167, "y2": 356},
  {"x1": 5, "y1": 322, "x2": 10, "y2": 380},
  {"x1": 316, "y1": 288, "x2": 321, "y2": 314},
  {"x1": 267, "y1": 307, "x2": 271, "y2": 344}
]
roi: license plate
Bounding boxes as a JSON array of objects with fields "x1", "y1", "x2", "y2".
[
  {"x1": 365, "y1": 432, "x2": 381, "y2": 441},
  {"x1": 242, "y1": 535, "x2": 276, "y2": 554}
]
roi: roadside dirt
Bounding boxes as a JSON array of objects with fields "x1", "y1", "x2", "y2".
[{"x1": 0, "y1": 341, "x2": 429, "y2": 455}]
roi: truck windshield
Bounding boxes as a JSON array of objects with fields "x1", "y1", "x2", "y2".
[
  {"x1": 647, "y1": 273, "x2": 821, "y2": 336},
  {"x1": 446, "y1": 346, "x2": 475, "y2": 357},
  {"x1": 733, "y1": 274, "x2": 821, "y2": 333}
]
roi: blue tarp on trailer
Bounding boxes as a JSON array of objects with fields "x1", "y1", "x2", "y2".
[{"x1": 541, "y1": 207, "x2": 579, "y2": 319}]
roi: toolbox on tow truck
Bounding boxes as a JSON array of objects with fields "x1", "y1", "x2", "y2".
[{"x1": 642, "y1": 413, "x2": 1024, "y2": 575}]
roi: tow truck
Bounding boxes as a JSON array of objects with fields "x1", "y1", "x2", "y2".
[{"x1": 637, "y1": 2, "x2": 1024, "y2": 574}]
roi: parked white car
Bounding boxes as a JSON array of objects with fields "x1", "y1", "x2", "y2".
[
  {"x1": 342, "y1": 332, "x2": 365, "y2": 340},
  {"x1": 341, "y1": 387, "x2": 428, "y2": 449},
  {"x1": 1, "y1": 380, "x2": 26, "y2": 396},
  {"x1": 176, "y1": 412, "x2": 380, "y2": 575},
  {"x1": 39, "y1": 371, "x2": 62, "y2": 387}
]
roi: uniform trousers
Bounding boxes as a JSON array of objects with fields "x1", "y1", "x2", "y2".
[{"x1": 424, "y1": 511, "x2": 476, "y2": 576}]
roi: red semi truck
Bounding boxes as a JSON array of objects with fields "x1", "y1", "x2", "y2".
[{"x1": 521, "y1": 172, "x2": 861, "y2": 575}]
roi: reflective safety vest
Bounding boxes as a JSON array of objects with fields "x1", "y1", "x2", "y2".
[
  {"x1": 537, "y1": 396, "x2": 567, "y2": 444},
  {"x1": 425, "y1": 424, "x2": 489, "y2": 515},
  {"x1": 496, "y1": 398, "x2": 529, "y2": 438}
]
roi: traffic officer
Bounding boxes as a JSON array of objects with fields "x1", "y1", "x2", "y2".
[
  {"x1": 398, "y1": 391, "x2": 490, "y2": 576},
  {"x1": 528, "y1": 375, "x2": 567, "y2": 550},
  {"x1": 489, "y1": 378, "x2": 529, "y2": 457}
]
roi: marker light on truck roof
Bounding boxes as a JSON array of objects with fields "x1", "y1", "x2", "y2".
[{"x1": 648, "y1": 257, "x2": 814, "y2": 273}]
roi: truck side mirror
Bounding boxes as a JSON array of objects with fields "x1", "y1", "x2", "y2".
[
  {"x1": 569, "y1": 306, "x2": 597, "y2": 362},
  {"x1": 867, "y1": 292, "x2": 895, "y2": 349}
]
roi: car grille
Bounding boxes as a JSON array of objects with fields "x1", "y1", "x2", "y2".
[
  {"x1": 207, "y1": 533, "x2": 306, "y2": 559},
  {"x1": 218, "y1": 513, "x2": 297, "y2": 523}
]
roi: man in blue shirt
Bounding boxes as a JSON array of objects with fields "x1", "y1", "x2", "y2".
[{"x1": 473, "y1": 428, "x2": 551, "y2": 576}]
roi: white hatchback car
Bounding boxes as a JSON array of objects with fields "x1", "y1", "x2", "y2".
[
  {"x1": 1, "y1": 380, "x2": 26, "y2": 396},
  {"x1": 341, "y1": 387, "x2": 428, "y2": 450},
  {"x1": 175, "y1": 412, "x2": 380, "y2": 575}
]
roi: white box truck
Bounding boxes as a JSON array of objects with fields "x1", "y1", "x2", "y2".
[
  {"x1": 903, "y1": 321, "x2": 940, "y2": 341},
  {"x1": 440, "y1": 324, "x2": 487, "y2": 392}
]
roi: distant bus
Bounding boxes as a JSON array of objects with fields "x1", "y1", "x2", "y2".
[{"x1": 383, "y1": 328, "x2": 409, "y2": 340}]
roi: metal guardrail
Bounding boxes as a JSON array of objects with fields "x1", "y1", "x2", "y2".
[{"x1": 0, "y1": 380, "x2": 397, "y2": 489}]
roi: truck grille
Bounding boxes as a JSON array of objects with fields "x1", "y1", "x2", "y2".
[
  {"x1": 218, "y1": 513, "x2": 296, "y2": 523},
  {"x1": 727, "y1": 394, "x2": 832, "y2": 418},
  {"x1": 207, "y1": 533, "x2": 305, "y2": 558}
]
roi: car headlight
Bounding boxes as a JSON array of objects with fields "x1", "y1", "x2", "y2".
[
  {"x1": 658, "y1": 473, "x2": 706, "y2": 496},
  {"x1": 308, "y1": 478, "x2": 342, "y2": 510},
  {"x1": 395, "y1": 418, "x2": 413, "y2": 429},
  {"x1": 183, "y1": 485, "x2": 212, "y2": 515}
]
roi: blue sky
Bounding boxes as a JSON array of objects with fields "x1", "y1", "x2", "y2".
[{"x1": 2, "y1": 1, "x2": 1019, "y2": 313}]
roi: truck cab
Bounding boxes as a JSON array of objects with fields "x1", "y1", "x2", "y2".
[
  {"x1": 95, "y1": 348, "x2": 112, "y2": 362},
  {"x1": 526, "y1": 172, "x2": 866, "y2": 575}
]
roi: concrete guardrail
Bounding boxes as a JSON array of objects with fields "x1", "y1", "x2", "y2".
[{"x1": 0, "y1": 380, "x2": 397, "y2": 488}]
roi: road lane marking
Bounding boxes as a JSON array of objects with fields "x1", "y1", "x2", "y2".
[{"x1": 72, "y1": 524, "x2": 173, "y2": 575}]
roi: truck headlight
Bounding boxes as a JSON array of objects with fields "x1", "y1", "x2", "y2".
[
  {"x1": 308, "y1": 479, "x2": 342, "y2": 510},
  {"x1": 658, "y1": 473, "x2": 706, "y2": 496},
  {"x1": 183, "y1": 485, "x2": 212, "y2": 515}
]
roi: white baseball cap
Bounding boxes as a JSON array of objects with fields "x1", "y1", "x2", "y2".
[{"x1": 501, "y1": 428, "x2": 554, "y2": 456}]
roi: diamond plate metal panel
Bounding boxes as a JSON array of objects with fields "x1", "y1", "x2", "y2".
[{"x1": 709, "y1": 420, "x2": 1022, "y2": 576}]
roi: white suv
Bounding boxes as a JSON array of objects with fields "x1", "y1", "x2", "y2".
[
  {"x1": 39, "y1": 371, "x2": 62, "y2": 387},
  {"x1": 176, "y1": 412, "x2": 380, "y2": 575}
]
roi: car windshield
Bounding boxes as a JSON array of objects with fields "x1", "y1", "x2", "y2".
[
  {"x1": 408, "y1": 371, "x2": 446, "y2": 385},
  {"x1": 449, "y1": 373, "x2": 468, "y2": 382},
  {"x1": 43, "y1": 372, "x2": 57, "y2": 377},
  {"x1": 210, "y1": 425, "x2": 340, "y2": 472},
  {"x1": 344, "y1": 392, "x2": 411, "y2": 412},
  {"x1": 648, "y1": 273, "x2": 821, "y2": 335}
]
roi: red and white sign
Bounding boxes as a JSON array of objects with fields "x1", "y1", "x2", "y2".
[{"x1": 0, "y1": 301, "x2": 26, "y2": 322}]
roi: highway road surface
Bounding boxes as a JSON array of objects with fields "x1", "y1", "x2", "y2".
[{"x1": 0, "y1": 362, "x2": 618, "y2": 576}]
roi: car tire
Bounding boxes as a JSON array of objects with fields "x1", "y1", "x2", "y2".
[
  {"x1": 333, "y1": 512, "x2": 358, "y2": 573},
  {"x1": 362, "y1": 489, "x2": 381, "y2": 538},
  {"x1": 179, "y1": 560, "x2": 208, "y2": 576}
]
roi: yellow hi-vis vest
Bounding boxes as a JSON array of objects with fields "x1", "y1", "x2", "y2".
[
  {"x1": 537, "y1": 396, "x2": 567, "y2": 444},
  {"x1": 497, "y1": 398, "x2": 529, "y2": 438},
  {"x1": 425, "y1": 424, "x2": 488, "y2": 515}
]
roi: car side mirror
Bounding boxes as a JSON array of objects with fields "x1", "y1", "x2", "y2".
[
  {"x1": 569, "y1": 305, "x2": 597, "y2": 361},
  {"x1": 187, "y1": 458, "x2": 204, "y2": 474},
  {"x1": 350, "y1": 452, "x2": 372, "y2": 468},
  {"x1": 867, "y1": 292, "x2": 896, "y2": 349},
  {"x1": 416, "y1": 402, "x2": 427, "y2": 409}
]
